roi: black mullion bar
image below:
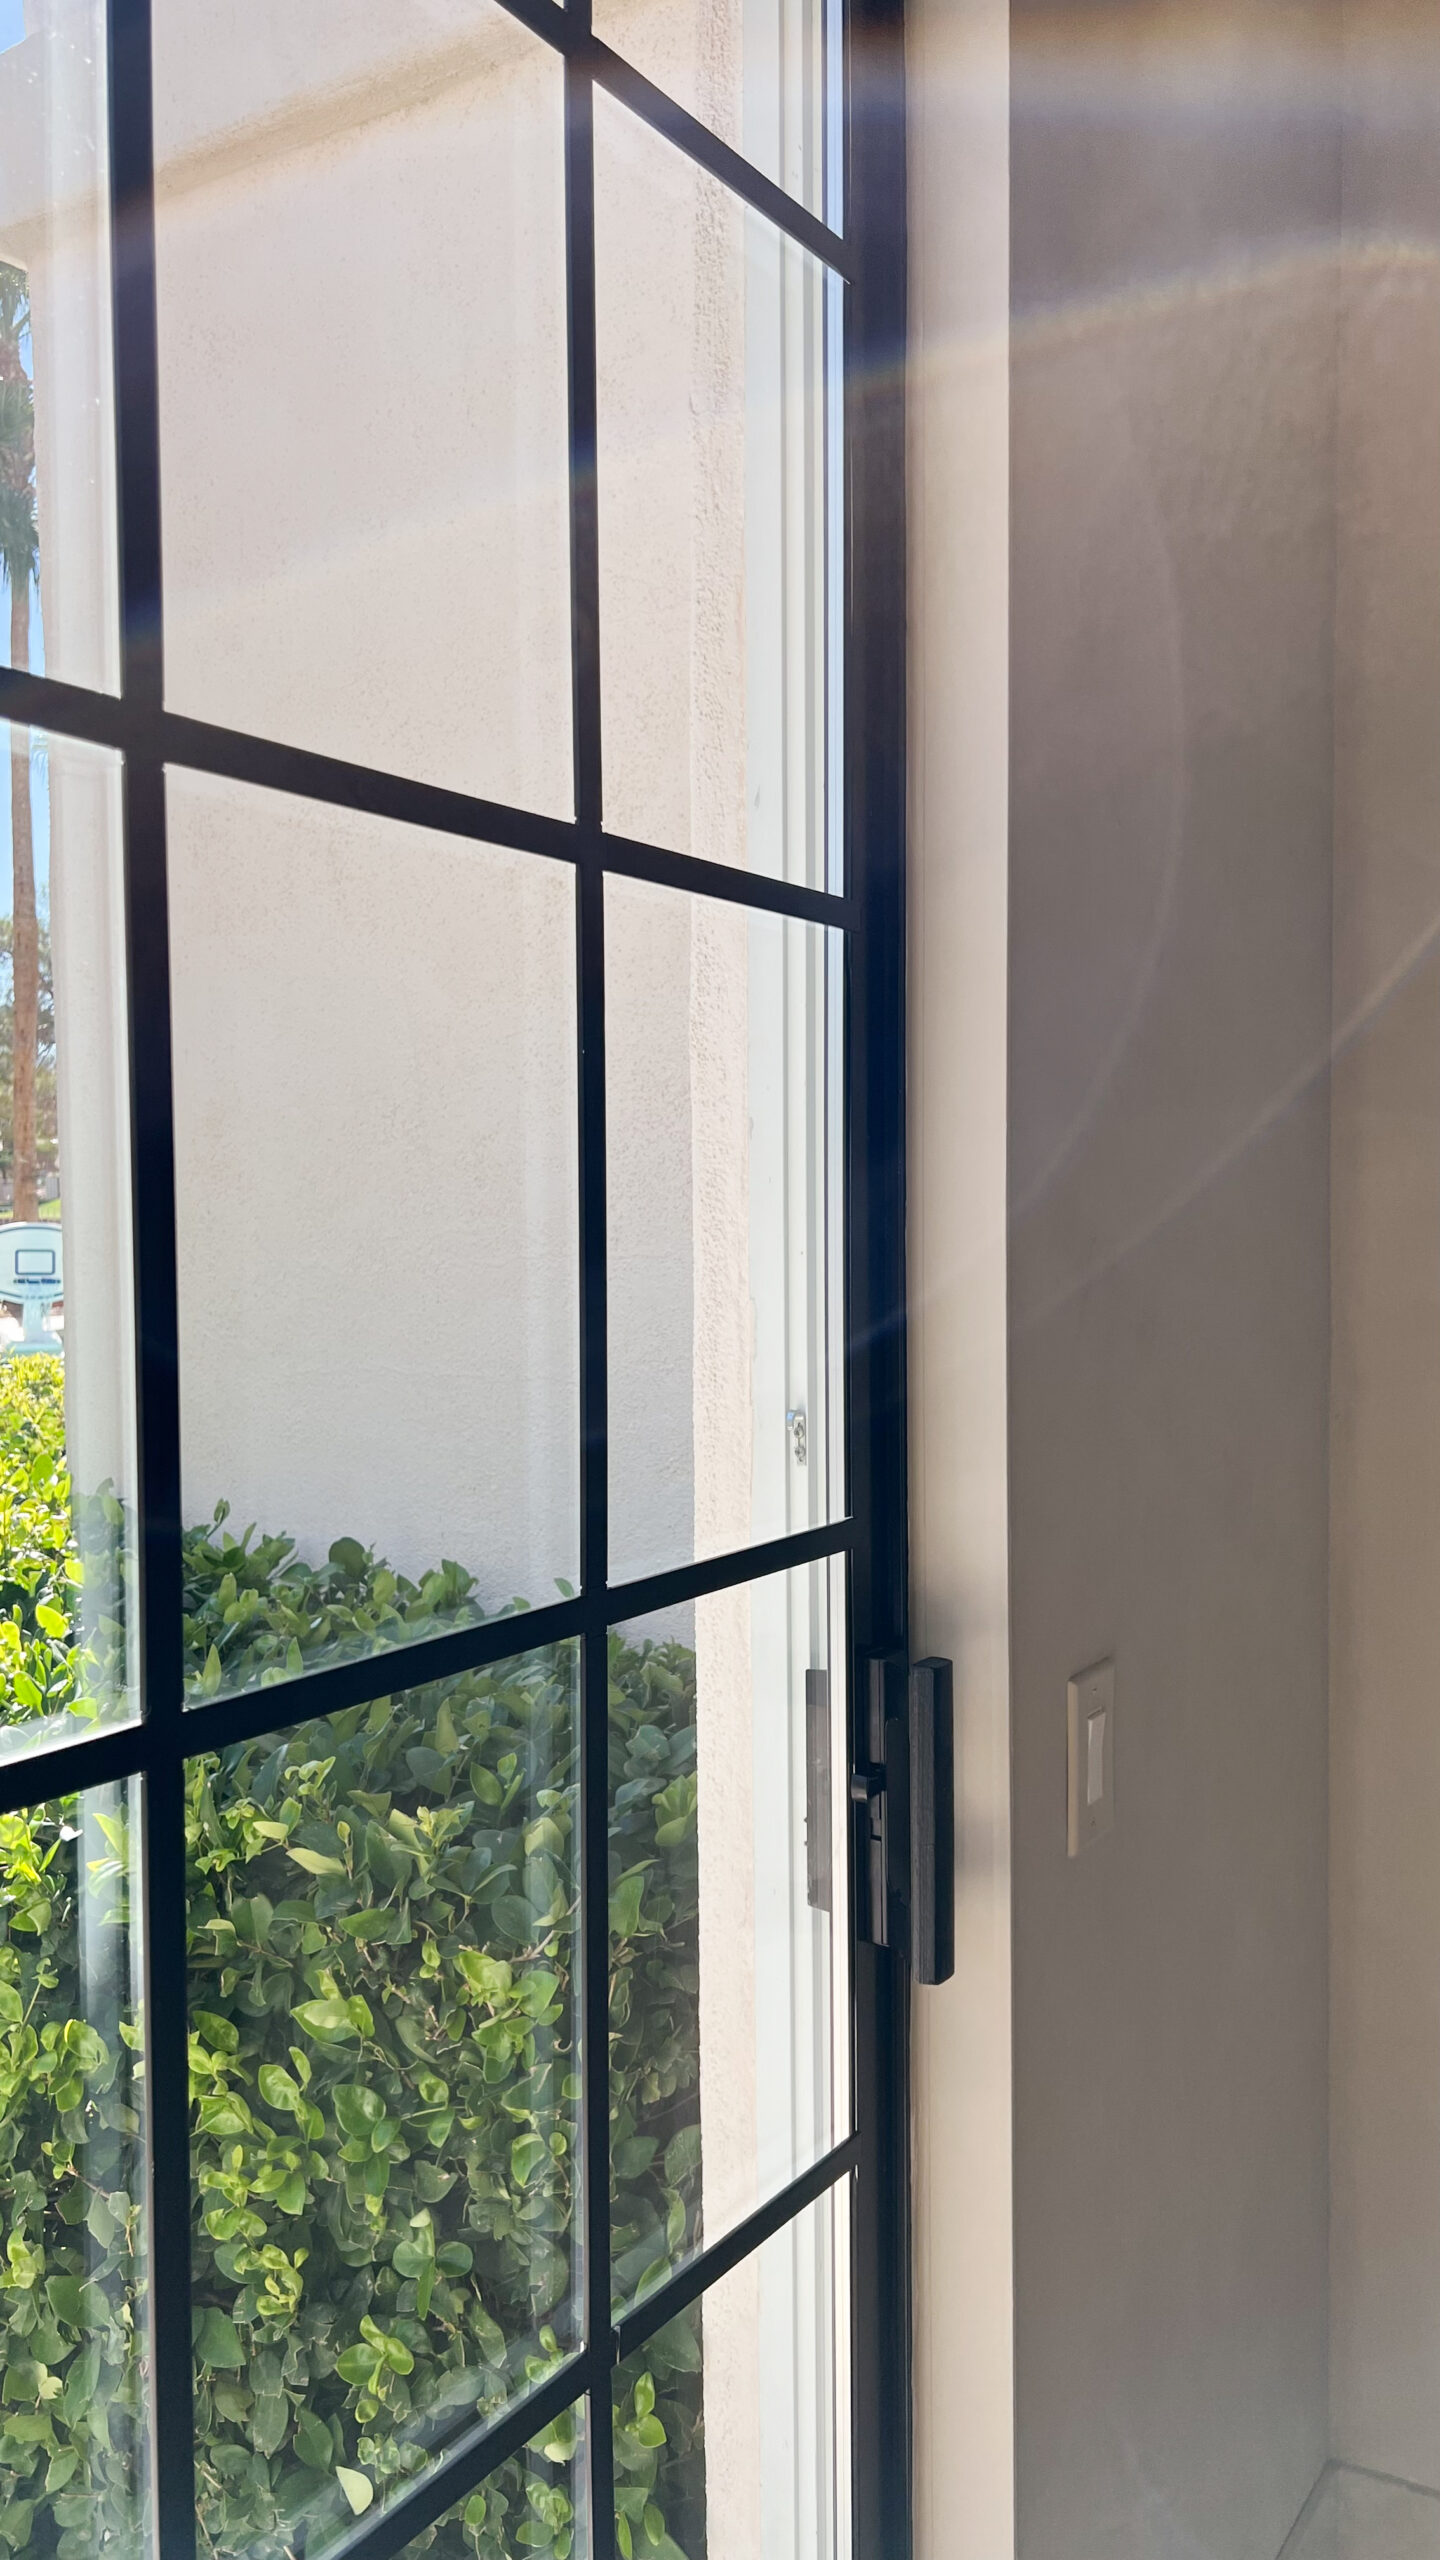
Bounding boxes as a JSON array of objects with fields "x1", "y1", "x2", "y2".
[
  {"x1": 0, "y1": 664, "x2": 128, "y2": 746},
  {"x1": 566, "y1": 58, "x2": 602, "y2": 836},
  {"x1": 607, "y1": 1517, "x2": 850, "y2": 1626},
  {"x1": 844, "y1": 0, "x2": 911, "y2": 2535},
  {"x1": 183, "y1": 1598, "x2": 586, "y2": 1754},
  {"x1": 477, "y1": 0, "x2": 854, "y2": 276},
  {"x1": 578, "y1": 1620, "x2": 616, "y2": 2560},
  {"x1": 164, "y1": 710, "x2": 570, "y2": 863},
  {"x1": 612, "y1": 2132, "x2": 861, "y2": 2361},
  {"x1": 109, "y1": 0, "x2": 195, "y2": 2551},
  {"x1": 585, "y1": 40, "x2": 853, "y2": 278},
  {"x1": 0, "y1": 1720, "x2": 149, "y2": 1818},
  {"x1": 0, "y1": 1517, "x2": 855, "y2": 1824},
  {"x1": 0, "y1": 666, "x2": 859, "y2": 932},
  {"x1": 566, "y1": 18, "x2": 618, "y2": 2553},
  {"x1": 601, "y1": 829, "x2": 852, "y2": 929},
  {"x1": 320, "y1": 2356, "x2": 592, "y2": 2560}
]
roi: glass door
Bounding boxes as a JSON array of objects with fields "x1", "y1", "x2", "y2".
[{"x1": 0, "y1": 0, "x2": 913, "y2": 2553}]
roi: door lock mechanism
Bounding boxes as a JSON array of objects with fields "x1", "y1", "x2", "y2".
[{"x1": 852, "y1": 1652, "x2": 954, "y2": 1984}]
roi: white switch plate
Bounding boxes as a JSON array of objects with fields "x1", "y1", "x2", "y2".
[{"x1": 1067, "y1": 1659, "x2": 1115, "y2": 1856}]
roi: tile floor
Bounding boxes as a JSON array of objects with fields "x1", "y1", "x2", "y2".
[{"x1": 1282, "y1": 2467, "x2": 1440, "y2": 2560}]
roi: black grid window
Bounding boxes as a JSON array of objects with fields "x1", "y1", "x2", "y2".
[{"x1": 0, "y1": 0, "x2": 911, "y2": 2549}]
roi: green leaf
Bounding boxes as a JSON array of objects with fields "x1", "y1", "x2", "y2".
[
  {"x1": 2, "y1": 2411, "x2": 53, "y2": 2444},
  {"x1": 195, "y1": 2309, "x2": 246, "y2": 2371},
  {"x1": 646, "y1": 2315, "x2": 701, "y2": 2375},
  {"x1": 614, "y1": 2135, "x2": 658, "y2": 2181},
  {"x1": 336, "y1": 2467, "x2": 375, "y2": 2516},
  {"x1": 336, "y1": 2346, "x2": 381, "y2": 2389},
  {"x1": 517, "y1": 1967, "x2": 561, "y2": 2018},
  {"x1": 609, "y1": 1868, "x2": 649, "y2": 1939},
  {"x1": 293, "y1": 1998, "x2": 359, "y2": 2043},
  {"x1": 287, "y1": 1846, "x2": 347, "y2": 1877},
  {"x1": 252, "y1": 2390, "x2": 288, "y2": 2456},
  {"x1": 44, "y1": 2277, "x2": 82, "y2": 2328},
  {"x1": 511, "y1": 2133, "x2": 548, "y2": 2187},
  {"x1": 334, "y1": 2085, "x2": 384, "y2": 2139},
  {"x1": 293, "y1": 2406, "x2": 334, "y2": 2471},
  {"x1": 664, "y1": 2126, "x2": 701, "y2": 2186},
  {"x1": 457, "y1": 1948, "x2": 512, "y2": 2003}
]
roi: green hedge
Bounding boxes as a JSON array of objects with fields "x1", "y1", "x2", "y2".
[{"x1": 0, "y1": 1361, "x2": 706, "y2": 2560}]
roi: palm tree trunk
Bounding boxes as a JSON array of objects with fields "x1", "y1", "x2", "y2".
[{"x1": 9, "y1": 570, "x2": 36, "y2": 1223}]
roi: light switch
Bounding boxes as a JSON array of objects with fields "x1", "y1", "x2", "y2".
[
  {"x1": 1086, "y1": 1707, "x2": 1107, "y2": 1806},
  {"x1": 1068, "y1": 1659, "x2": 1115, "y2": 1855}
]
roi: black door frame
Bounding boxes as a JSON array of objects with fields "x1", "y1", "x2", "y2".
[
  {"x1": 846, "y1": 0, "x2": 912, "y2": 2544},
  {"x1": 0, "y1": 0, "x2": 913, "y2": 2545}
]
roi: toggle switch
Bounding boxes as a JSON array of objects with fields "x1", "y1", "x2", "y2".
[
  {"x1": 1086, "y1": 1706, "x2": 1107, "y2": 1807},
  {"x1": 1067, "y1": 1659, "x2": 1115, "y2": 1855}
]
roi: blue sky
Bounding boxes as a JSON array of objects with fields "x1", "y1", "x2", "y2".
[{"x1": 0, "y1": 3, "x2": 25, "y2": 54}]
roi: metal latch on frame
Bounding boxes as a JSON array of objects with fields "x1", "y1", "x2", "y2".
[{"x1": 805, "y1": 1652, "x2": 956, "y2": 1986}]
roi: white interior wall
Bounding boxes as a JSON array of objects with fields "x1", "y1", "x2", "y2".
[
  {"x1": 1329, "y1": 0, "x2": 1440, "y2": 2486},
  {"x1": 913, "y1": 2, "x2": 1340, "y2": 2554},
  {"x1": 908, "y1": 0, "x2": 1013, "y2": 2550},
  {"x1": 1009, "y1": 4, "x2": 1337, "y2": 2549}
]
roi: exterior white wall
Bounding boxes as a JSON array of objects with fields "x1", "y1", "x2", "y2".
[
  {"x1": 5, "y1": 17, "x2": 845, "y2": 2547},
  {"x1": 165, "y1": 774, "x2": 582, "y2": 1606},
  {"x1": 152, "y1": 0, "x2": 574, "y2": 817}
]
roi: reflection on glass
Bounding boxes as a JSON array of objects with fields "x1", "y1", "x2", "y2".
[
  {"x1": 613, "y1": 2188, "x2": 846, "y2": 2560},
  {"x1": 0, "y1": 725, "x2": 136, "y2": 1759},
  {"x1": 606, "y1": 875, "x2": 841, "y2": 1584},
  {"x1": 595, "y1": 96, "x2": 834, "y2": 885},
  {"x1": 185, "y1": 1640, "x2": 581, "y2": 2560},
  {"x1": 154, "y1": 0, "x2": 572, "y2": 814},
  {"x1": 394, "y1": 2401, "x2": 588, "y2": 2560},
  {"x1": 592, "y1": 0, "x2": 829, "y2": 216},
  {"x1": 0, "y1": 1780, "x2": 149, "y2": 2556},
  {"x1": 168, "y1": 770, "x2": 579, "y2": 1704},
  {"x1": 609, "y1": 1562, "x2": 846, "y2": 2311},
  {"x1": 0, "y1": 0, "x2": 119, "y2": 693}
]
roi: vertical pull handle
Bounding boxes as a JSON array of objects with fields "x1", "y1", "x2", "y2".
[
  {"x1": 805, "y1": 1668, "x2": 832, "y2": 1913},
  {"x1": 908, "y1": 1657, "x2": 954, "y2": 1985}
]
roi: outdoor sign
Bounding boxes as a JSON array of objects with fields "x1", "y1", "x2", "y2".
[{"x1": 0, "y1": 1224, "x2": 63, "y2": 1355}]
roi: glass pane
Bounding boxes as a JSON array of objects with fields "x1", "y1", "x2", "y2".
[
  {"x1": 612, "y1": 2187, "x2": 847, "y2": 2560},
  {"x1": 394, "y1": 2401, "x2": 587, "y2": 2560},
  {"x1": 606, "y1": 876, "x2": 840, "y2": 1584},
  {"x1": 0, "y1": 1779, "x2": 149, "y2": 2556},
  {"x1": 0, "y1": 0, "x2": 119, "y2": 693},
  {"x1": 185, "y1": 1638, "x2": 582, "y2": 2560},
  {"x1": 0, "y1": 724, "x2": 136, "y2": 1765},
  {"x1": 153, "y1": 0, "x2": 572, "y2": 815},
  {"x1": 591, "y1": 0, "x2": 829, "y2": 216},
  {"x1": 595, "y1": 99, "x2": 835, "y2": 887},
  {"x1": 609, "y1": 1561, "x2": 847, "y2": 2311},
  {"x1": 168, "y1": 770, "x2": 578, "y2": 1703}
]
